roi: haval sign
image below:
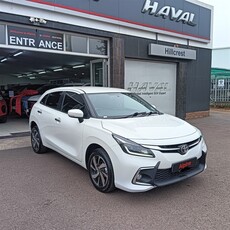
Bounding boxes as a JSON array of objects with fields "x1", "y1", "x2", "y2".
[
  {"x1": 2, "y1": 0, "x2": 211, "y2": 42},
  {"x1": 142, "y1": 0, "x2": 196, "y2": 26}
]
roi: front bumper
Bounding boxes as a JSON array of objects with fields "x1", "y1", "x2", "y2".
[{"x1": 133, "y1": 151, "x2": 207, "y2": 187}]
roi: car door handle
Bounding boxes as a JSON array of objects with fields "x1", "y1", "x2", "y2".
[
  {"x1": 37, "y1": 110, "x2": 42, "y2": 114},
  {"x1": 55, "y1": 117, "x2": 61, "y2": 123}
]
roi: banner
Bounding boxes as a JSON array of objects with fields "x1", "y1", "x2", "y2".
[{"x1": 8, "y1": 25, "x2": 63, "y2": 51}]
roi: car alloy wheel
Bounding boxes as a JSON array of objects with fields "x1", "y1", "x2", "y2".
[
  {"x1": 31, "y1": 126, "x2": 47, "y2": 154},
  {"x1": 88, "y1": 148, "x2": 115, "y2": 193}
]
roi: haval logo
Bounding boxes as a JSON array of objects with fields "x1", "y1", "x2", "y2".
[{"x1": 142, "y1": 0, "x2": 196, "y2": 26}]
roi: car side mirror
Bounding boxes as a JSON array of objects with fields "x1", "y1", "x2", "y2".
[{"x1": 68, "y1": 109, "x2": 84, "y2": 123}]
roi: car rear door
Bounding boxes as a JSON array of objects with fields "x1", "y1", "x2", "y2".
[{"x1": 37, "y1": 91, "x2": 63, "y2": 148}]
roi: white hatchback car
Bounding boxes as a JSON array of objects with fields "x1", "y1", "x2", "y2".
[{"x1": 29, "y1": 87, "x2": 207, "y2": 193}]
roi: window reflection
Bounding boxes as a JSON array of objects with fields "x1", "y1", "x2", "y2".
[
  {"x1": 66, "y1": 35, "x2": 87, "y2": 53},
  {"x1": 89, "y1": 38, "x2": 107, "y2": 55},
  {"x1": 66, "y1": 34, "x2": 108, "y2": 56}
]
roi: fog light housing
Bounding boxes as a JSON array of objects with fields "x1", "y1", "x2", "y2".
[
  {"x1": 132, "y1": 165, "x2": 159, "y2": 186},
  {"x1": 136, "y1": 174, "x2": 142, "y2": 181}
]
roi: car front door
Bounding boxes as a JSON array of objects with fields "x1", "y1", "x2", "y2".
[{"x1": 52, "y1": 91, "x2": 87, "y2": 162}]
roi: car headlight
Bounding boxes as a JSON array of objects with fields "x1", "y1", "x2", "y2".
[{"x1": 113, "y1": 134, "x2": 155, "y2": 158}]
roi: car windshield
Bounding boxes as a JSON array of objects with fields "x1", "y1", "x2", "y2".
[{"x1": 87, "y1": 92, "x2": 160, "y2": 118}]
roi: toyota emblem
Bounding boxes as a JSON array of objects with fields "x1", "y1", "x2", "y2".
[{"x1": 179, "y1": 144, "x2": 189, "y2": 155}]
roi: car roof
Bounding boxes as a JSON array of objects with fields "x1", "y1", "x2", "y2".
[{"x1": 46, "y1": 86, "x2": 130, "y2": 94}]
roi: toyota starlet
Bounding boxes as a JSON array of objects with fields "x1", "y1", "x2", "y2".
[{"x1": 29, "y1": 87, "x2": 207, "y2": 193}]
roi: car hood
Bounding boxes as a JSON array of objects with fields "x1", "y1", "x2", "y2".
[{"x1": 102, "y1": 114, "x2": 197, "y2": 142}]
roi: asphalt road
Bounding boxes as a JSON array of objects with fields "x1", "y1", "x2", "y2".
[{"x1": 0, "y1": 111, "x2": 230, "y2": 230}]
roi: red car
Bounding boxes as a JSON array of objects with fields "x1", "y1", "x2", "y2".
[
  {"x1": 0, "y1": 93, "x2": 7, "y2": 123},
  {"x1": 9, "y1": 84, "x2": 43, "y2": 116}
]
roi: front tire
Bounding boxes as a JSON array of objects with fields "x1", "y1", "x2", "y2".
[
  {"x1": 88, "y1": 148, "x2": 115, "y2": 193},
  {"x1": 31, "y1": 125, "x2": 47, "y2": 154}
]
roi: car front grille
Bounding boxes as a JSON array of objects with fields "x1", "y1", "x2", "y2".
[
  {"x1": 153, "y1": 152, "x2": 206, "y2": 187},
  {"x1": 132, "y1": 152, "x2": 207, "y2": 187},
  {"x1": 150, "y1": 137, "x2": 202, "y2": 154}
]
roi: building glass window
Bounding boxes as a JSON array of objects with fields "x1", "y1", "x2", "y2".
[
  {"x1": 0, "y1": 24, "x2": 6, "y2": 44},
  {"x1": 66, "y1": 35, "x2": 87, "y2": 53},
  {"x1": 65, "y1": 33, "x2": 108, "y2": 56},
  {"x1": 89, "y1": 38, "x2": 108, "y2": 55}
]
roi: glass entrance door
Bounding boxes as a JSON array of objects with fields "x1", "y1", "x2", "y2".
[{"x1": 90, "y1": 59, "x2": 108, "y2": 87}]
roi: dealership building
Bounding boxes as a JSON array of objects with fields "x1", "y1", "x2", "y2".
[{"x1": 0, "y1": 0, "x2": 213, "y2": 120}]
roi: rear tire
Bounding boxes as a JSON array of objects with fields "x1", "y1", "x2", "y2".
[
  {"x1": 88, "y1": 148, "x2": 115, "y2": 193},
  {"x1": 31, "y1": 125, "x2": 47, "y2": 154}
]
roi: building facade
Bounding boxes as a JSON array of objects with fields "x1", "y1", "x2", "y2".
[{"x1": 0, "y1": 0, "x2": 213, "y2": 119}]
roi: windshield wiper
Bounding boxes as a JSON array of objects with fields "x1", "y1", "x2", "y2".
[
  {"x1": 121, "y1": 111, "x2": 161, "y2": 119},
  {"x1": 147, "y1": 111, "x2": 160, "y2": 116},
  {"x1": 124, "y1": 112, "x2": 148, "y2": 118}
]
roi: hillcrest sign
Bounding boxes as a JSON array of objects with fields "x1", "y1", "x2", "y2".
[{"x1": 142, "y1": 0, "x2": 196, "y2": 26}]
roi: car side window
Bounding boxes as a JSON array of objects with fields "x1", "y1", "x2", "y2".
[
  {"x1": 40, "y1": 94, "x2": 49, "y2": 105},
  {"x1": 61, "y1": 92, "x2": 85, "y2": 114},
  {"x1": 42, "y1": 92, "x2": 62, "y2": 110}
]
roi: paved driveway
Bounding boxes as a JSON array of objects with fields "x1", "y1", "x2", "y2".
[{"x1": 0, "y1": 111, "x2": 230, "y2": 230}]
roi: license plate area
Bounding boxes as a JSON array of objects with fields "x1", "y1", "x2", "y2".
[{"x1": 172, "y1": 158, "x2": 197, "y2": 173}]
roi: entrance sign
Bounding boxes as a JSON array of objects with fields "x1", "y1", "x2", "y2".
[
  {"x1": 37, "y1": 30, "x2": 63, "y2": 50},
  {"x1": 149, "y1": 44, "x2": 196, "y2": 60},
  {"x1": 8, "y1": 26, "x2": 36, "y2": 48},
  {"x1": 8, "y1": 26, "x2": 63, "y2": 51}
]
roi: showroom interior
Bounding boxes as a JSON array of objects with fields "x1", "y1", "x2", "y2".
[{"x1": 0, "y1": 23, "x2": 110, "y2": 136}]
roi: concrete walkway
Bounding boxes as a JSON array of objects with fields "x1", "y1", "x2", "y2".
[
  {"x1": 0, "y1": 136, "x2": 30, "y2": 150},
  {"x1": 0, "y1": 116, "x2": 29, "y2": 138},
  {"x1": 0, "y1": 116, "x2": 30, "y2": 150}
]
